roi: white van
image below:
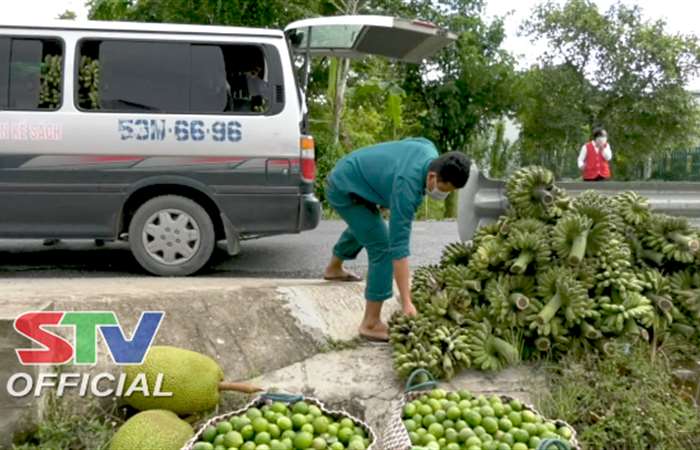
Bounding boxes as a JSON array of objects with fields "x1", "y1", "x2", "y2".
[{"x1": 0, "y1": 16, "x2": 455, "y2": 275}]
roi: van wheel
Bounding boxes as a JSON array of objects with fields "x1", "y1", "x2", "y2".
[{"x1": 129, "y1": 196, "x2": 215, "y2": 276}]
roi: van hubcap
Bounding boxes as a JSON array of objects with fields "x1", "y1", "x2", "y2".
[{"x1": 142, "y1": 209, "x2": 201, "y2": 265}]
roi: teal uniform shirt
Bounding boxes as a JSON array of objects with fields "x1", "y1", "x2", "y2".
[{"x1": 328, "y1": 137, "x2": 439, "y2": 261}]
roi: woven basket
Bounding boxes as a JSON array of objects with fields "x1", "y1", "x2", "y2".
[
  {"x1": 181, "y1": 392, "x2": 378, "y2": 450},
  {"x1": 383, "y1": 369, "x2": 581, "y2": 450}
]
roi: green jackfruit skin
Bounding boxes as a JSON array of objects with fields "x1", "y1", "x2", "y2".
[
  {"x1": 110, "y1": 409, "x2": 193, "y2": 450},
  {"x1": 123, "y1": 345, "x2": 224, "y2": 414}
]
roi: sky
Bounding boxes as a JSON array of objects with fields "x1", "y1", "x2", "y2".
[{"x1": 3, "y1": 0, "x2": 700, "y2": 89}]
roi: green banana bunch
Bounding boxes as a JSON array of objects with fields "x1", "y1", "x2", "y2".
[
  {"x1": 440, "y1": 241, "x2": 473, "y2": 267},
  {"x1": 639, "y1": 268, "x2": 675, "y2": 323},
  {"x1": 642, "y1": 214, "x2": 700, "y2": 263},
  {"x1": 505, "y1": 227, "x2": 551, "y2": 274},
  {"x1": 551, "y1": 213, "x2": 593, "y2": 265},
  {"x1": 430, "y1": 324, "x2": 471, "y2": 379},
  {"x1": 472, "y1": 222, "x2": 503, "y2": 248},
  {"x1": 467, "y1": 236, "x2": 509, "y2": 278},
  {"x1": 532, "y1": 266, "x2": 594, "y2": 332},
  {"x1": 466, "y1": 321, "x2": 520, "y2": 371},
  {"x1": 505, "y1": 166, "x2": 556, "y2": 220},
  {"x1": 613, "y1": 191, "x2": 651, "y2": 227},
  {"x1": 39, "y1": 54, "x2": 62, "y2": 109},
  {"x1": 78, "y1": 56, "x2": 101, "y2": 110},
  {"x1": 591, "y1": 235, "x2": 643, "y2": 295},
  {"x1": 669, "y1": 269, "x2": 700, "y2": 319},
  {"x1": 624, "y1": 225, "x2": 665, "y2": 266},
  {"x1": 484, "y1": 274, "x2": 537, "y2": 328}
]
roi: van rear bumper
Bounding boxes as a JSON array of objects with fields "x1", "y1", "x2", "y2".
[{"x1": 299, "y1": 193, "x2": 321, "y2": 231}]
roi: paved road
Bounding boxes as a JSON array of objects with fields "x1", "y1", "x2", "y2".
[{"x1": 0, "y1": 220, "x2": 459, "y2": 278}]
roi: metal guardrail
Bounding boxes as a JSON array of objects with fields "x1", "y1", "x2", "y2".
[{"x1": 457, "y1": 164, "x2": 700, "y2": 242}]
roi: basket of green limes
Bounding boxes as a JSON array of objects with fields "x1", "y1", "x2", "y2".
[
  {"x1": 382, "y1": 369, "x2": 579, "y2": 450},
  {"x1": 182, "y1": 392, "x2": 377, "y2": 450}
]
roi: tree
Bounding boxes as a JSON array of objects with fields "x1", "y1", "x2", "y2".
[
  {"x1": 57, "y1": 10, "x2": 77, "y2": 20},
  {"x1": 521, "y1": 0, "x2": 700, "y2": 179}
]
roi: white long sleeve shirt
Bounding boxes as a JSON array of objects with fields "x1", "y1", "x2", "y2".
[{"x1": 578, "y1": 142, "x2": 612, "y2": 170}]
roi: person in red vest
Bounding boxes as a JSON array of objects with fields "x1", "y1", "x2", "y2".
[{"x1": 578, "y1": 128, "x2": 612, "y2": 181}]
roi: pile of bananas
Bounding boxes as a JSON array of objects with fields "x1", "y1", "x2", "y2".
[
  {"x1": 39, "y1": 54, "x2": 62, "y2": 109},
  {"x1": 390, "y1": 166, "x2": 700, "y2": 380}
]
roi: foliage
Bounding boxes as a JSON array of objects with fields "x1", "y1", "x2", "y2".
[
  {"x1": 12, "y1": 393, "x2": 124, "y2": 450},
  {"x1": 520, "y1": 0, "x2": 700, "y2": 179},
  {"x1": 535, "y1": 342, "x2": 700, "y2": 450}
]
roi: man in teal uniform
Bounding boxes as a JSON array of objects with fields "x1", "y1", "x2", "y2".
[{"x1": 323, "y1": 137, "x2": 471, "y2": 341}]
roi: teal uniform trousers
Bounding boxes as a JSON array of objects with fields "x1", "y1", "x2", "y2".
[{"x1": 326, "y1": 138, "x2": 439, "y2": 301}]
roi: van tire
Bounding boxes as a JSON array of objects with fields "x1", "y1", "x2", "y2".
[{"x1": 128, "y1": 195, "x2": 215, "y2": 276}]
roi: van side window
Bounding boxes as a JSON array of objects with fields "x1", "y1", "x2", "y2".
[
  {"x1": 0, "y1": 37, "x2": 63, "y2": 110},
  {"x1": 77, "y1": 40, "x2": 271, "y2": 114}
]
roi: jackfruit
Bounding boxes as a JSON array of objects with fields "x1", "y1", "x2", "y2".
[
  {"x1": 110, "y1": 409, "x2": 193, "y2": 450},
  {"x1": 123, "y1": 345, "x2": 261, "y2": 414}
]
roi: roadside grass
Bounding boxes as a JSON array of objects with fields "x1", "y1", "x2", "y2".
[
  {"x1": 12, "y1": 393, "x2": 124, "y2": 450},
  {"x1": 322, "y1": 196, "x2": 449, "y2": 221},
  {"x1": 533, "y1": 340, "x2": 700, "y2": 450}
]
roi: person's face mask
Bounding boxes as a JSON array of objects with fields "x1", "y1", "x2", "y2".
[
  {"x1": 426, "y1": 174, "x2": 450, "y2": 201},
  {"x1": 596, "y1": 136, "x2": 608, "y2": 146}
]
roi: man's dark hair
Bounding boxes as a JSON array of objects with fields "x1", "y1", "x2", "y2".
[
  {"x1": 592, "y1": 127, "x2": 607, "y2": 139},
  {"x1": 429, "y1": 151, "x2": 471, "y2": 188}
]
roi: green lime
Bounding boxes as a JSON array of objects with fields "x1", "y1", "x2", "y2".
[
  {"x1": 463, "y1": 410, "x2": 482, "y2": 427},
  {"x1": 446, "y1": 443, "x2": 459, "y2": 450},
  {"x1": 454, "y1": 420, "x2": 467, "y2": 431},
  {"x1": 403, "y1": 403, "x2": 417, "y2": 418},
  {"x1": 444, "y1": 428, "x2": 458, "y2": 443},
  {"x1": 353, "y1": 427, "x2": 365, "y2": 439},
  {"x1": 242, "y1": 442, "x2": 257, "y2": 450},
  {"x1": 465, "y1": 436, "x2": 482, "y2": 447},
  {"x1": 544, "y1": 422, "x2": 557, "y2": 432},
  {"x1": 446, "y1": 406, "x2": 461, "y2": 421},
  {"x1": 224, "y1": 431, "x2": 244, "y2": 448},
  {"x1": 457, "y1": 428, "x2": 475, "y2": 442},
  {"x1": 425, "y1": 442, "x2": 439, "y2": 450},
  {"x1": 482, "y1": 417, "x2": 498, "y2": 434},
  {"x1": 282, "y1": 430, "x2": 296, "y2": 441},
  {"x1": 558, "y1": 426, "x2": 573, "y2": 439},
  {"x1": 499, "y1": 432, "x2": 514, "y2": 446},
  {"x1": 218, "y1": 422, "x2": 234, "y2": 434},
  {"x1": 194, "y1": 443, "x2": 215, "y2": 450},
  {"x1": 256, "y1": 446, "x2": 270, "y2": 450},
  {"x1": 292, "y1": 402, "x2": 310, "y2": 415},
  {"x1": 255, "y1": 433, "x2": 272, "y2": 446},
  {"x1": 327, "y1": 424, "x2": 339, "y2": 437},
  {"x1": 301, "y1": 424, "x2": 314, "y2": 434},
  {"x1": 347, "y1": 440, "x2": 364, "y2": 450},
  {"x1": 418, "y1": 404, "x2": 433, "y2": 416},
  {"x1": 312, "y1": 437, "x2": 327, "y2": 450},
  {"x1": 437, "y1": 437, "x2": 446, "y2": 447},
  {"x1": 479, "y1": 406, "x2": 495, "y2": 418},
  {"x1": 269, "y1": 441, "x2": 285, "y2": 450},
  {"x1": 508, "y1": 412, "x2": 522, "y2": 427},
  {"x1": 420, "y1": 433, "x2": 436, "y2": 446},
  {"x1": 416, "y1": 427, "x2": 426, "y2": 436},
  {"x1": 492, "y1": 402, "x2": 506, "y2": 418},
  {"x1": 512, "y1": 444, "x2": 527, "y2": 450},
  {"x1": 330, "y1": 443, "x2": 344, "y2": 450},
  {"x1": 496, "y1": 444, "x2": 511, "y2": 450},
  {"x1": 473, "y1": 426, "x2": 486, "y2": 437},
  {"x1": 434, "y1": 410, "x2": 446, "y2": 423},
  {"x1": 272, "y1": 402, "x2": 288, "y2": 414},
  {"x1": 241, "y1": 425, "x2": 255, "y2": 441},
  {"x1": 512, "y1": 428, "x2": 529, "y2": 443},
  {"x1": 409, "y1": 432, "x2": 420, "y2": 445},
  {"x1": 292, "y1": 414, "x2": 307, "y2": 429},
  {"x1": 278, "y1": 417, "x2": 293, "y2": 431},
  {"x1": 268, "y1": 425, "x2": 281, "y2": 439},
  {"x1": 521, "y1": 410, "x2": 537, "y2": 423},
  {"x1": 202, "y1": 426, "x2": 218, "y2": 442},
  {"x1": 253, "y1": 418, "x2": 270, "y2": 433},
  {"x1": 248, "y1": 408, "x2": 263, "y2": 420},
  {"x1": 309, "y1": 406, "x2": 322, "y2": 417},
  {"x1": 466, "y1": 446, "x2": 480, "y2": 450},
  {"x1": 447, "y1": 392, "x2": 460, "y2": 402},
  {"x1": 265, "y1": 411, "x2": 278, "y2": 422},
  {"x1": 528, "y1": 436, "x2": 541, "y2": 448},
  {"x1": 282, "y1": 438, "x2": 294, "y2": 450},
  {"x1": 430, "y1": 389, "x2": 447, "y2": 399},
  {"x1": 422, "y1": 415, "x2": 437, "y2": 427},
  {"x1": 442, "y1": 420, "x2": 454, "y2": 430},
  {"x1": 340, "y1": 419, "x2": 354, "y2": 429},
  {"x1": 498, "y1": 418, "x2": 513, "y2": 432},
  {"x1": 294, "y1": 432, "x2": 314, "y2": 450},
  {"x1": 509, "y1": 400, "x2": 523, "y2": 412},
  {"x1": 404, "y1": 419, "x2": 417, "y2": 432},
  {"x1": 337, "y1": 427, "x2": 354, "y2": 444},
  {"x1": 458, "y1": 390, "x2": 472, "y2": 400},
  {"x1": 214, "y1": 435, "x2": 225, "y2": 446},
  {"x1": 427, "y1": 423, "x2": 444, "y2": 439},
  {"x1": 427, "y1": 399, "x2": 442, "y2": 413}
]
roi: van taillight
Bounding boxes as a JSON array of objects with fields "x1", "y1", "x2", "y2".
[{"x1": 300, "y1": 135, "x2": 315, "y2": 182}]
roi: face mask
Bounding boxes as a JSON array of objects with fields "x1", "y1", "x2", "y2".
[
  {"x1": 427, "y1": 186, "x2": 449, "y2": 201},
  {"x1": 596, "y1": 137, "x2": 607, "y2": 146}
]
